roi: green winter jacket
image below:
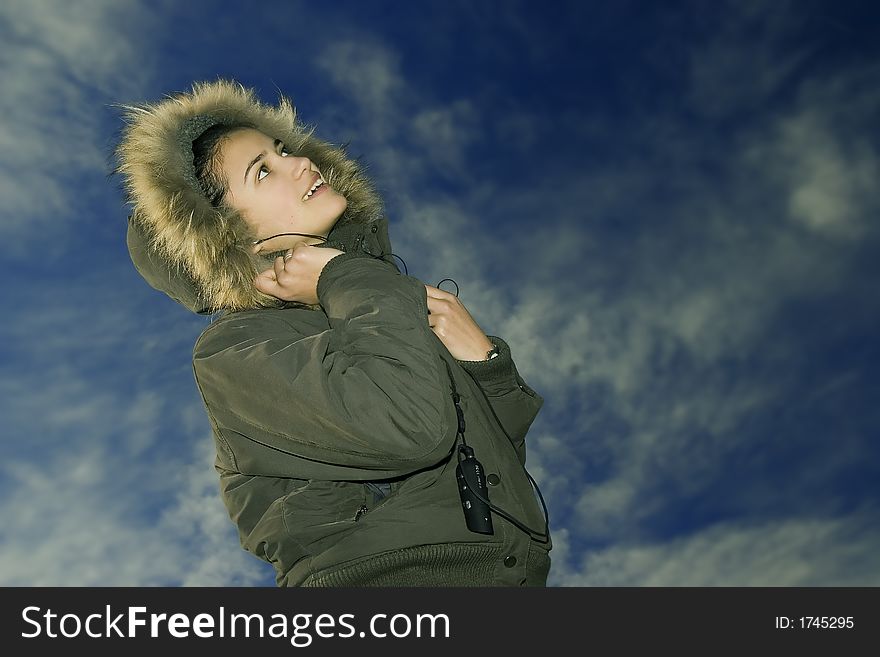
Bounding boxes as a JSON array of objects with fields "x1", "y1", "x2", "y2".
[
  {"x1": 190, "y1": 215, "x2": 552, "y2": 586},
  {"x1": 117, "y1": 79, "x2": 551, "y2": 587}
]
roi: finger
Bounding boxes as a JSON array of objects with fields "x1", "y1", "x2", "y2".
[
  {"x1": 424, "y1": 284, "x2": 449, "y2": 299},
  {"x1": 425, "y1": 295, "x2": 441, "y2": 316},
  {"x1": 254, "y1": 272, "x2": 277, "y2": 295},
  {"x1": 273, "y1": 255, "x2": 286, "y2": 279},
  {"x1": 255, "y1": 264, "x2": 277, "y2": 283}
]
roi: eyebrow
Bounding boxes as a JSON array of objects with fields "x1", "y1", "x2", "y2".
[{"x1": 243, "y1": 139, "x2": 283, "y2": 184}]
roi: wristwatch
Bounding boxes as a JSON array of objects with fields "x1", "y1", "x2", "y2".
[{"x1": 486, "y1": 342, "x2": 500, "y2": 360}]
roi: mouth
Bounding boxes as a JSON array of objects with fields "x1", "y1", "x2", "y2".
[{"x1": 302, "y1": 173, "x2": 327, "y2": 202}]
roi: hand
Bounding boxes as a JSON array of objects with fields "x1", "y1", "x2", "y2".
[
  {"x1": 425, "y1": 284, "x2": 495, "y2": 361},
  {"x1": 254, "y1": 243, "x2": 345, "y2": 305}
]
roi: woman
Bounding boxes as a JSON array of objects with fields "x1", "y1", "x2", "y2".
[{"x1": 116, "y1": 79, "x2": 551, "y2": 586}]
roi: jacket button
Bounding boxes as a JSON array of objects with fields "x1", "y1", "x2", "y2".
[
  {"x1": 504, "y1": 555, "x2": 517, "y2": 568},
  {"x1": 371, "y1": 225, "x2": 378, "y2": 233},
  {"x1": 487, "y1": 473, "x2": 500, "y2": 486}
]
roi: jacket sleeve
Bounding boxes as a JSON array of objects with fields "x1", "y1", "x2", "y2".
[
  {"x1": 192, "y1": 252, "x2": 457, "y2": 477},
  {"x1": 455, "y1": 335, "x2": 544, "y2": 466}
]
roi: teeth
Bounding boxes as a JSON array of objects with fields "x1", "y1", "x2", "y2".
[{"x1": 302, "y1": 178, "x2": 325, "y2": 201}]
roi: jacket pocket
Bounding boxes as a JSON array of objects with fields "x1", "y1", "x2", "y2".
[
  {"x1": 364, "y1": 481, "x2": 393, "y2": 504},
  {"x1": 355, "y1": 480, "x2": 401, "y2": 520},
  {"x1": 281, "y1": 480, "x2": 366, "y2": 554}
]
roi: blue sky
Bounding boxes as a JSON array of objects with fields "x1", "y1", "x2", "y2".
[{"x1": 1, "y1": 0, "x2": 878, "y2": 586}]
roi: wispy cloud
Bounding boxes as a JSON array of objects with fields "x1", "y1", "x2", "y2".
[
  {"x1": 0, "y1": 426, "x2": 268, "y2": 586},
  {"x1": 341, "y1": 3, "x2": 880, "y2": 582},
  {"x1": 0, "y1": 0, "x2": 156, "y2": 253},
  {"x1": 0, "y1": 272, "x2": 270, "y2": 586},
  {"x1": 315, "y1": 39, "x2": 406, "y2": 142},
  {"x1": 746, "y1": 92, "x2": 879, "y2": 241},
  {"x1": 315, "y1": 38, "x2": 485, "y2": 195},
  {"x1": 1, "y1": 1, "x2": 876, "y2": 588},
  {"x1": 684, "y1": 0, "x2": 816, "y2": 119},
  {"x1": 310, "y1": 5, "x2": 878, "y2": 577},
  {"x1": 549, "y1": 508, "x2": 880, "y2": 586}
]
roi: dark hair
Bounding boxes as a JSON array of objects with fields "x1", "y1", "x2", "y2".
[{"x1": 191, "y1": 123, "x2": 254, "y2": 207}]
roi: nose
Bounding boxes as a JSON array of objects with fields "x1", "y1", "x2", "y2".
[{"x1": 280, "y1": 155, "x2": 313, "y2": 179}]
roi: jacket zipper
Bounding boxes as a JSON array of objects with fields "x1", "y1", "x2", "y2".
[{"x1": 354, "y1": 504, "x2": 368, "y2": 522}]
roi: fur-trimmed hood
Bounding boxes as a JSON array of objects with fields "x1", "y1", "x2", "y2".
[{"x1": 115, "y1": 79, "x2": 390, "y2": 315}]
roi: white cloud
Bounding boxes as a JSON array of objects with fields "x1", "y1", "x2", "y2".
[
  {"x1": 0, "y1": 271, "x2": 269, "y2": 586},
  {"x1": 684, "y1": 2, "x2": 878, "y2": 241},
  {"x1": 752, "y1": 108, "x2": 877, "y2": 240},
  {"x1": 685, "y1": 0, "x2": 814, "y2": 119},
  {"x1": 549, "y1": 510, "x2": 880, "y2": 586},
  {"x1": 314, "y1": 37, "x2": 485, "y2": 194},
  {"x1": 401, "y1": 14, "x2": 880, "y2": 571},
  {"x1": 301, "y1": 22, "x2": 877, "y2": 575},
  {"x1": 0, "y1": 0, "x2": 156, "y2": 251},
  {"x1": 0, "y1": 371, "x2": 269, "y2": 587},
  {"x1": 410, "y1": 99, "x2": 479, "y2": 172},
  {"x1": 1, "y1": 1, "x2": 876, "y2": 590},
  {"x1": 315, "y1": 39, "x2": 406, "y2": 142},
  {"x1": 0, "y1": 431, "x2": 268, "y2": 586}
]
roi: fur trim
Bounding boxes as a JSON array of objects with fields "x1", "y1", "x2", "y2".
[{"x1": 114, "y1": 79, "x2": 384, "y2": 313}]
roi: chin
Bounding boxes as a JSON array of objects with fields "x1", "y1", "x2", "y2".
[{"x1": 325, "y1": 192, "x2": 348, "y2": 223}]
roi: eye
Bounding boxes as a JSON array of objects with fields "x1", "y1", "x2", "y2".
[{"x1": 257, "y1": 165, "x2": 269, "y2": 181}]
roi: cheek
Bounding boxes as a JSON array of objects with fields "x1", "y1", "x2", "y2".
[
  {"x1": 231, "y1": 195, "x2": 270, "y2": 234},
  {"x1": 238, "y1": 211, "x2": 264, "y2": 240},
  {"x1": 269, "y1": 186, "x2": 295, "y2": 206},
  {"x1": 255, "y1": 190, "x2": 292, "y2": 221}
]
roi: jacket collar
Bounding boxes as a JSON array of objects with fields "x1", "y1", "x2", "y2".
[
  {"x1": 126, "y1": 214, "x2": 392, "y2": 316},
  {"x1": 321, "y1": 215, "x2": 391, "y2": 259}
]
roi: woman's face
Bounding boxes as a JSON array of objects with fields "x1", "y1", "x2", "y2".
[{"x1": 220, "y1": 127, "x2": 348, "y2": 255}]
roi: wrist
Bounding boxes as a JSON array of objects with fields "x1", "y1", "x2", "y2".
[{"x1": 454, "y1": 336, "x2": 519, "y2": 389}]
